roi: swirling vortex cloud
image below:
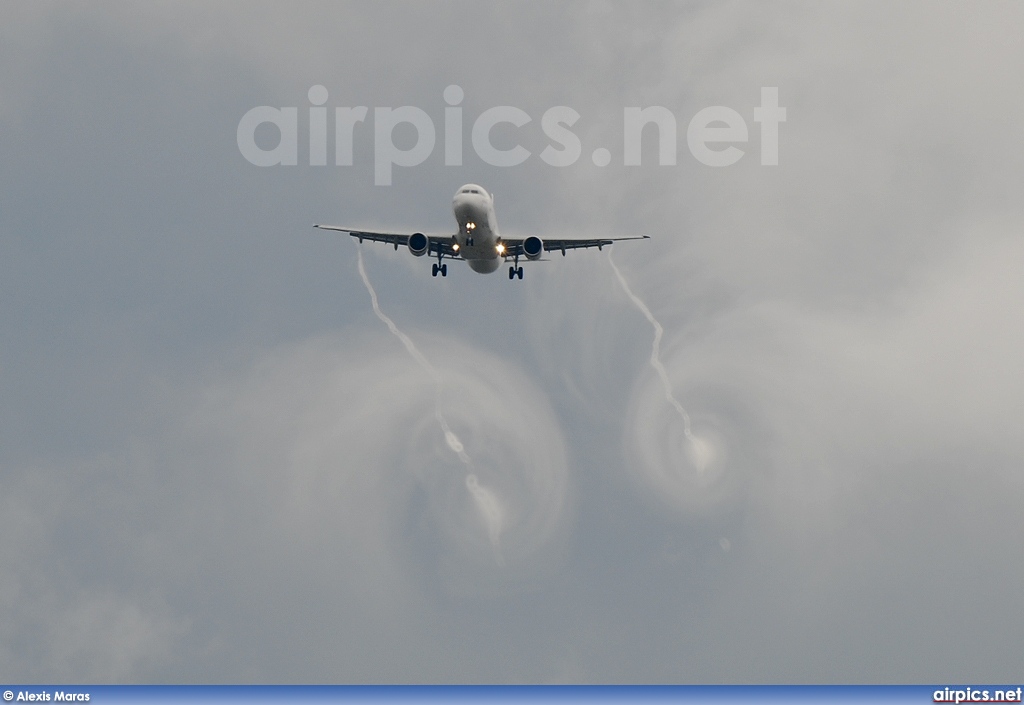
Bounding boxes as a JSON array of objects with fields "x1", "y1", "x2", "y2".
[{"x1": 224, "y1": 331, "x2": 571, "y2": 590}]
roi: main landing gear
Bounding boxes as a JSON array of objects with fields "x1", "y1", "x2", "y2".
[
  {"x1": 508, "y1": 251, "x2": 523, "y2": 279},
  {"x1": 432, "y1": 247, "x2": 448, "y2": 277}
]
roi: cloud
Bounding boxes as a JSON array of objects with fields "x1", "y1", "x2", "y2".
[
  {"x1": 0, "y1": 452, "x2": 188, "y2": 681},
  {"x1": 2, "y1": 327, "x2": 573, "y2": 680}
]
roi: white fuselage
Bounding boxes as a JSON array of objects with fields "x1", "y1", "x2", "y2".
[{"x1": 452, "y1": 184, "x2": 502, "y2": 274}]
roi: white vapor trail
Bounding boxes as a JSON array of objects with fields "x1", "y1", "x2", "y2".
[
  {"x1": 356, "y1": 247, "x2": 437, "y2": 376},
  {"x1": 465, "y1": 473, "x2": 505, "y2": 566},
  {"x1": 356, "y1": 246, "x2": 472, "y2": 466},
  {"x1": 356, "y1": 246, "x2": 504, "y2": 557},
  {"x1": 608, "y1": 252, "x2": 708, "y2": 470}
]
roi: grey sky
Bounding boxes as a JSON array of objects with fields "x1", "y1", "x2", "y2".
[{"x1": 1, "y1": 1, "x2": 1022, "y2": 683}]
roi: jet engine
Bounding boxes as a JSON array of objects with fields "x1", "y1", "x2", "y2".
[
  {"x1": 408, "y1": 232, "x2": 429, "y2": 257},
  {"x1": 523, "y1": 236, "x2": 544, "y2": 260}
]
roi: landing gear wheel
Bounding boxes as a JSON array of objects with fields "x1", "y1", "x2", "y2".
[
  {"x1": 432, "y1": 263, "x2": 439, "y2": 277},
  {"x1": 509, "y1": 266, "x2": 516, "y2": 280},
  {"x1": 440, "y1": 263, "x2": 447, "y2": 277},
  {"x1": 517, "y1": 267, "x2": 524, "y2": 279}
]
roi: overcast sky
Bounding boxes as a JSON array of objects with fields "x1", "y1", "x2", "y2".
[{"x1": 1, "y1": 1, "x2": 1023, "y2": 683}]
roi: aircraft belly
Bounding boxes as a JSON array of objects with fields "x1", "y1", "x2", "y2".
[
  {"x1": 458, "y1": 227, "x2": 497, "y2": 257},
  {"x1": 463, "y1": 229, "x2": 500, "y2": 274},
  {"x1": 467, "y1": 257, "x2": 501, "y2": 274}
]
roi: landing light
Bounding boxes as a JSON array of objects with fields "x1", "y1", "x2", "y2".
[
  {"x1": 496, "y1": 243, "x2": 505, "y2": 254},
  {"x1": 452, "y1": 243, "x2": 459, "y2": 252},
  {"x1": 466, "y1": 222, "x2": 476, "y2": 231}
]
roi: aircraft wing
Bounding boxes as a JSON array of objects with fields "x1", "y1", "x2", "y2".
[
  {"x1": 501, "y1": 235, "x2": 650, "y2": 257},
  {"x1": 313, "y1": 225, "x2": 461, "y2": 258}
]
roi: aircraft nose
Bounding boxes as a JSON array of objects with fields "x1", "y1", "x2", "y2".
[{"x1": 452, "y1": 194, "x2": 473, "y2": 216}]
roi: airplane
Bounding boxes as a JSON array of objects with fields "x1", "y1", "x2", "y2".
[{"x1": 314, "y1": 183, "x2": 650, "y2": 279}]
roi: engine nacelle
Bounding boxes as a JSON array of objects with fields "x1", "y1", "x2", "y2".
[
  {"x1": 408, "y1": 232, "x2": 428, "y2": 257},
  {"x1": 523, "y1": 235, "x2": 544, "y2": 260}
]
